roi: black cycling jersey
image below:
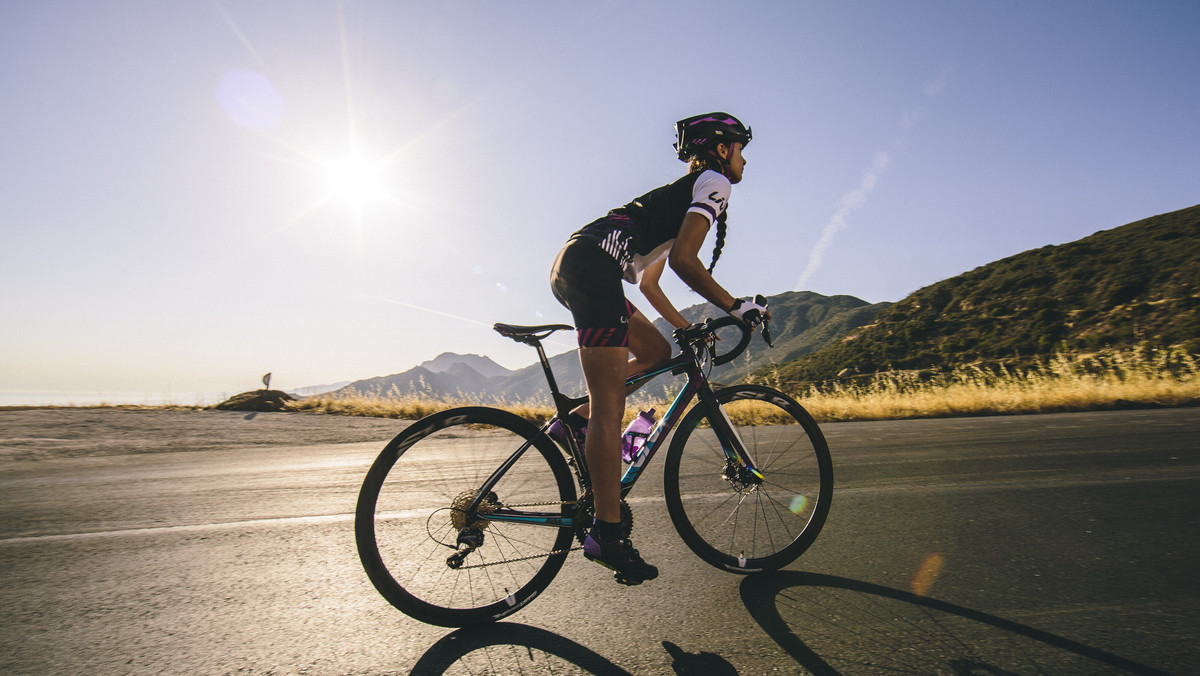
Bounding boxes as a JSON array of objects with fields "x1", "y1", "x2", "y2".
[
  {"x1": 551, "y1": 168, "x2": 732, "y2": 348},
  {"x1": 572, "y1": 169, "x2": 731, "y2": 283}
]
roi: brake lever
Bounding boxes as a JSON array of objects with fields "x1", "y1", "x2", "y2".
[{"x1": 754, "y1": 294, "x2": 775, "y2": 348}]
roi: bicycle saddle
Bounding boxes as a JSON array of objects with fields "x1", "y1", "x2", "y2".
[{"x1": 493, "y1": 323, "x2": 574, "y2": 344}]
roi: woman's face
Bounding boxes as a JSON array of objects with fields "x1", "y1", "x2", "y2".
[{"x1": 721, "y1": 142, "x2": 747, "y2": 183}]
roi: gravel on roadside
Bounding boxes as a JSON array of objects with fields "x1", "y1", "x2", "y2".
[{"x1": 0, "y1": 408, "x2": 411, "y2": 461}]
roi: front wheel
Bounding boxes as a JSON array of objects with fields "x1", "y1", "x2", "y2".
[
  {"x1": 355, "y1": 407, "x2": 577, "y2": 626},
  {"x1": 663, "y1": 385, "x2": 833, "y2": 573}
]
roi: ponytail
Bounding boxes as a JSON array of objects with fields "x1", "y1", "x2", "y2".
[
  {"x1": 685, "y1": 153, "x2": 730, "y2": 274},
  {"x1": 708, "y1": 216, "x2": 726, "y2": 273}
]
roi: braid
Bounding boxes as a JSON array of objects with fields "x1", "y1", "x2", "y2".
[
  {"x1": 686, "y1": 151, "x2": 730, "y2": 273},
  {"x1": 708, "y1": 216, "x2": 727, "y2": 273}
]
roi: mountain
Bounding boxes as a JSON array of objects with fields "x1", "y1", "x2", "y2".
[
  {"x1": 328, "y1": 291, "x2": 886, "y2": 403},
  {"x1": 768, "y1": 204, "x2": 1200, "y2": 384},
  {"x1": 651, "y1": 291, "x2": 892, "y2": 386},
  {"x1": 332, "y1": 353, "x2": 514, "y2": 400},
  {"x1": 286, "y1": 381, "x2": 351, "y2": 397},
  {"x1": 419, "y1": 352, "x2": 513, "y2": 378}
]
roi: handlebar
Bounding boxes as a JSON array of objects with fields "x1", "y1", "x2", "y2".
[
  {"x1": 672, "y1": 300, "x2": 774, "y2": 367},
  {"x1": 673, "y1": 316, "x2": 751, "y2": 366},
  {"x1": 755, "y1": 294, "x2": 775, "y2": 348}
]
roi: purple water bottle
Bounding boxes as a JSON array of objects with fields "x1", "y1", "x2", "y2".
[{"x1": 621, "y1": 409, "x2": 656, "y2": 463}]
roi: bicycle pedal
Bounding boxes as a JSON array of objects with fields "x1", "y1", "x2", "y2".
[{"x1": 612, "y1": 571, "x2": 645, "y2": 586}]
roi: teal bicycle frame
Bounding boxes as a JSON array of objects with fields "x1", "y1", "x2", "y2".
[{"x1": 474, "y1": 318, "x2": 762, "y2": 530}]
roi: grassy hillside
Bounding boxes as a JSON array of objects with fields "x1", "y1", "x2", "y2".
[{"x1": 770, "y1": 204, "x2": 1200, "y2": 384}]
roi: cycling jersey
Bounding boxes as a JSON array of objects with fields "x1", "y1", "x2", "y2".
[
  {"x1": 551, "y1": 168, "x2": 732, "y2": 348},
  {"x1": 573, "y1": 169, "x2": 731, "y2": 283}
]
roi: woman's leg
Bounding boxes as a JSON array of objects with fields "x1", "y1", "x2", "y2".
[
  {"x1": 578, "y1": 343, "x2": 661, "y2": 583},
  {"x1": 577, "y1": 345, "x2": 629, "y2": 524},
  {"x1": 573, "y1": 311, "x2": 672, "y2": 420}
]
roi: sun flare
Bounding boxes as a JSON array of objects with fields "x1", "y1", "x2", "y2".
[{"x1": 324, "y1": 151, "x2": 390, "y2": 209}]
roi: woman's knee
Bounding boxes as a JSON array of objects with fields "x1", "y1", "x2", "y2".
[
  {"x1": 579, "y1": 347, "x2": 630, "y2": 409},
  {"x1": 627, "y1": 314, "x2": 668, "y2": 362}
]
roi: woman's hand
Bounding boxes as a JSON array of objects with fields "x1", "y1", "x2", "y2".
[{"x1": 728, "y1": 297, "x2": 770, "y2": 328}]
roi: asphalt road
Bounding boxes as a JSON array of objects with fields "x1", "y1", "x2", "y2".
[{"x1": 1, "y1": 407, "x2": 1197, "y2": 674}]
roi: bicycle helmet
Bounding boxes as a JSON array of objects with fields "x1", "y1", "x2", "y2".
[{"x1": 674, "y1": 112, "x2": 752, "y2": 161}]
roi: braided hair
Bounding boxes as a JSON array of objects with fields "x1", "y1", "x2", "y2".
[
  {"x1": 687, "y1": 153, "x2": 729, "y2": 273},
  {"x1": 709, "y1": 216, "x2": 727, "y2": 273}
]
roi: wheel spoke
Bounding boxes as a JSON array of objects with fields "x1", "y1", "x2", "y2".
[
  {"x1": 664, "y1": 386, "x2": 833, "y2": 571},
  {"x1": 355, "y1": 407, "x2": 576, "y2": 626}
]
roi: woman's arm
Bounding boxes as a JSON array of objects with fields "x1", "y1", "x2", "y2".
[
  {"x1": 667, "y1": 212, "x2": 738, "y2": 313},
  {"x1": 638, "y1": 259, "x2": 691, "y2": 329}
]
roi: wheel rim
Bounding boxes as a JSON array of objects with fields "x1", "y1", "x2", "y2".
[
  {"x1": 671, "y1": 392, "x2": 829, "y2": 568},
  {"x1": 367, "y1": 416, "x2": 573, "y2": 618}
]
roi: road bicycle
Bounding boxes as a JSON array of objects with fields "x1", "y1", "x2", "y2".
[{"x1": 355, "y1": 304, "x2": 834, "y2": 627}]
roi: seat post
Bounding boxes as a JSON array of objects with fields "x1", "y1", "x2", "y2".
[
  {"x1": 492, "y1": 322, "x2": 580, "y2": 417},
  {"x1": 532, "y1": 340, "x2": 563, "y2": 400}
]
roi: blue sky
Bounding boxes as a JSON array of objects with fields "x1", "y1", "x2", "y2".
[{"x1": 2, "y1": 1, "x2": 1197, "y2": 404}]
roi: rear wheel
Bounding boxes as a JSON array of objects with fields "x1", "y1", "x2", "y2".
[
  {"x1": 355, "y1": 407, "x2": 577, "y2": 626},
  {"x1": 663, "y1": 385, "x2": 833, "y2": 572}
]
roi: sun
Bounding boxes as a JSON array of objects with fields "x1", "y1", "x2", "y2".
[{"x1": 323, "y1": 151, "x2": 390, "y2": 209}]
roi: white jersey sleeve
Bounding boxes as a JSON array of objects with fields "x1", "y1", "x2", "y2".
[{"x1": 686, "y1": 170, "x2": 731, "y2": 225}]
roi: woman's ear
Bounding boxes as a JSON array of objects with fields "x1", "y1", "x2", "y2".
[{"x1": 716, "y1": 143, "x2": 729, "y2": 160}]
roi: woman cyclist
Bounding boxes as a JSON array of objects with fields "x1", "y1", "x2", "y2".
[{"x1": 549, "y1": 112, "x2": 769, "y2": 584}]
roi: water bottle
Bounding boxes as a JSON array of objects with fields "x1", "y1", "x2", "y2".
[{"x1": 621, "y1": 409, "x2": 656, "y2": 463}]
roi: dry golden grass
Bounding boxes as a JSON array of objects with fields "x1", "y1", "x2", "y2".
[
  {"x1": 793, "y1": 346, "x2": 1200, "y2": 422},
  {"x1": 290, "y1": 346, "x2": 1200, "y2": 425},
  {"x1": 287, "y1": 390, "x2": 560, "y2": 424}
]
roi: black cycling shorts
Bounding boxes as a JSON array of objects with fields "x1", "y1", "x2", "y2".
[{"x1": 550, "y1": 237, "x2": 638, "y2": 348}]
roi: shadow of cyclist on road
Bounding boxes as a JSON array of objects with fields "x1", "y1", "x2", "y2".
[
  {"x1": 408, "y1": 622, "x2": 629, "y2": 675},
  {"x1": 662, "y1": 640, "x2": 738, "y2": 675},
  {"x1": 739, "y1": 571, "x2": 1171, "y2": 675}
]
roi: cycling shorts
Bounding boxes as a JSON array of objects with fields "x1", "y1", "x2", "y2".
[{"x1": 550, "y1": 237, "x2": 639, "y2": 348}]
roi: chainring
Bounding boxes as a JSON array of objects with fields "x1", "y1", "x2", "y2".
[{"x1": 572, "y1": 494, "x2": 633, "y2": 546}]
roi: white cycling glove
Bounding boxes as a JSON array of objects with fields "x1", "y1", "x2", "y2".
[{"x1": 728, "y1": 298, "x2": 768, "y2": 328}]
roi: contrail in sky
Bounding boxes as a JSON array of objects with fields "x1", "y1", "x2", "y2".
[
  {"x1": 363, "y1": 293, "x2": 578, "y2": 352},
  {"x1": 796, "y1": 67, "x2": 951, "y2": 292},
  {"x1": 796, "y1": 151, "x2": 891, "y2": 291},
  {"x1": 362, "y1": 293, "x2": 493, "y2": 327}
]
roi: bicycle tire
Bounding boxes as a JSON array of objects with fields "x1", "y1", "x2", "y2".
[
  {"x1": 663, "y1": 385, "x2": 833, "y2": 573},
  {"x1": 355, "y1": 406, "x2": 577, "y2": 626}
]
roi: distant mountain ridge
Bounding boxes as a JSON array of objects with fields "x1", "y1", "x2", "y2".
[
  {"x1": 329, "y1": 291, "x2": 887, "y2": 402},
  {"x1": 768, "y1": 203, "x2": 1200, "y2": 385},
  {"x1": 658, "y1": 291, "x2": 891, "y2": 386},
  {"x1": 286, "y1": 381, "x2": 351, "y2": 397},
  {"x1": 330, "y1": 353, "x2": 514, "y2": 400},
  {"x1": 419, "y1": 353, "x2": 513, "y2": 379}
]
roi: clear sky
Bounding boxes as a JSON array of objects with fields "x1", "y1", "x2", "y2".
[{"x1": 2, "y1": 1, "x2": 1198, "y2": 405}]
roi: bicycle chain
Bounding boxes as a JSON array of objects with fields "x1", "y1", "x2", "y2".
[
  {"x1": 448, "y1": 499, "x2": 581, "y2": 570},
  {"x1": 447, "y1": 495, "x2": 636, "y2": 570},
  {"x1": 450, "y1": 545, "x2": 583, "y2": 570}
]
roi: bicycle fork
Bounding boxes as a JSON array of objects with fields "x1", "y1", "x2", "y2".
[{"x1": 697, "y1": 386, "x2": 765, "y2": 486}]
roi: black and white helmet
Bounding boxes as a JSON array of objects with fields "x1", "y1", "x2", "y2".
[{"x1": 674, "y1": 112, "x2": 752, "y2": 161}]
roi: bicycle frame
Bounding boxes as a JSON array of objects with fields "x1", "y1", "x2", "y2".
[{"x1": 475, "y1": 324, "x2": 761, "y2": 531}]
